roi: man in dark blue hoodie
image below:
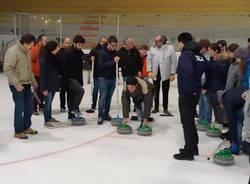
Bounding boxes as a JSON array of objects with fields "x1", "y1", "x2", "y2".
[
  {"x1": 96, "y1": 36, "x2": 120, "y2": 125},
  {"x1": 174, "y1": 32, "x2": 209, "y2": 161}
]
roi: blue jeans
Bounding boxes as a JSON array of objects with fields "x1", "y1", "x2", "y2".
[
  {"x1": 44, "y1": 91, "x2": 56, "y2": 123},
  {"x1": 98, "y1": 78, "x2": 116, "y2": 119},
  {"x1": 236, "y1": 108, "x2": 244, "y2": 144},
  {"x1": 92, "y1": 79, "x2": 99, "y2": 109},
  {"x1": 136, "y1": 102, "x2": 145, "y2": 121},
  {"x1": 10, "y1": 85, "x2": 33, "y2": 134},
  {"x1": 199, "y1": 93, "x2": 212, "y2": 123}
]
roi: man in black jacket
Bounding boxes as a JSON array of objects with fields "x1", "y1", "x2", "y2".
[
  {"x1": 86, "y1": 36, "x2": 107, "y2": 113},
  {"x1": 117, "y1": 37, "x2": 142, "y2": 82},
  {"x1": 67, "y1": 35, "x2": 85, "y2": 119},
  {"x1": 57, "y1": 37, "x2": 72, "y2": 112},
  {"x1": 96, "y1": 36, "x2": 120, "y2": 125},
  {"x1": 174, "y1": 32, "x2": 209, "y2": 161}
]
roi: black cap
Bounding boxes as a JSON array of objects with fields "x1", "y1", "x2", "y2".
[
  {"x1": 248, "y1": 38, "x2": 250, "y2": 42},
  {"x1": 126, "y1": 76, "x2": 138, "y2": 85}
]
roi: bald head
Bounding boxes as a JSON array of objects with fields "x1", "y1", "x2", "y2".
[
  {"x1": 63, "y1": 37, "x2": 72, "y2": 48},
  {"x1": 155, "y1": 35, "x2": 164, "y2": 48},
  {"x1": 124, "y1": 37, "x2": 134, "y2": 50}
]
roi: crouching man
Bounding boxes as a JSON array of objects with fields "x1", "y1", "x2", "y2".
[{"x1": 121, "y1": 76, "x2": 155, "y2": 129}]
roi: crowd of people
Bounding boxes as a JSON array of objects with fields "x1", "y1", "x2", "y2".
[{"x1": 3, "y1": 33, "x2": 250, "y2": 170}]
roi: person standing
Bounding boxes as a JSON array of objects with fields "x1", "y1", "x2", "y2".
[
  {"x1": 31, "y1": 34, "x2": 48, "y2": 115},
  {"x1": 173, "y1": 32, "x2": 209, "y2": 160},
  {"x1": 118, "y1": 37, "x2": 142, "y2": 82},
  {"x1": 147, "y1": 35, "x2": 177, "y2": 116},
  {"x1": 96, "y1": 36, "x2": 119, "y2": 125},
  {"x1": 4, "y1": 33, "x2": 38, "y2": 139},
  {"x1": 86, "y1": 36, "x2": 107, "y2": 113},
  {"x1": 67, "y1": 35, "x2": 86, "y2": 119},
  {"x1": 57, "y1": 37, "x2": 72, "y2": 112},
  {"x1": 39, "y1": 41, "x2": 61, "y2": 128}
]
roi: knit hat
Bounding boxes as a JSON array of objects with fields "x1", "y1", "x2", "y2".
[
  {"x1": 126, "y1": 76, "x2": 138, "y2": 85},
  {"x1": 233, "y1": 48, "x2": 249, "y2": 59}
]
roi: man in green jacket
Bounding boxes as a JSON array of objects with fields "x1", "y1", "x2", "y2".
[
  {"x1": 4, "y1": 33, "x2": 38, "y2": 139},
  {"x1": 121, "y1": 76, "x2": 155, "y2": 127}
]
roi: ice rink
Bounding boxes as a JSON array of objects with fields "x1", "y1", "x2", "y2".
[{"x1": 0, "y1": 72, "x2": 249, "y2": 184}]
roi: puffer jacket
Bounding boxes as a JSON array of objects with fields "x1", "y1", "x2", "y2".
[{"x1": 4, "y1": 41, "x2": 36, "y2": 89}]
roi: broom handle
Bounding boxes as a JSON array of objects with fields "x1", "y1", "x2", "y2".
[
  {"x1": 91, "y1": 58, "x2": 94, "y2": 95},
  {"x1": 116, "y1": 62, "x2": 119, "y2": 106}
]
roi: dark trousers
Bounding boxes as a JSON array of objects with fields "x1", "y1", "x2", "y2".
[
  {"x1": 59, "y1": 78, "x2": 68, "y2": 109},
  {"x1": 10, "y1": 85, "x2": 33, "y2": 134},
  {"x1": 91, "y1": 79, "x2": 99, "y2": 109},
  {"x1": 44, "y1": 91, "x2": 56, "y2": 122},
  {"x1": 209, "y1": 93, "x2": 224, "y2": 124},
  {"x1": 153, "y1": 68, "x2": 170, "y2": 110},
  {"x1": 67, "y1": 79, "x2": 85, "y2": 112},
  {"x1": 223, "y1": 87, "x2": 247, "y2": 144},
  {"x1": 98, "y1": 78, "x2": 116, "y2": 119},
  {"x1": 179, "y1": 94, "x2": 200, "y2": 151},
  {"x1": 34, "y1": 76, "x2": 44, "y2": 111}
]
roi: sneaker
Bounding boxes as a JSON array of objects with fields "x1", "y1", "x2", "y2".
[
  {"x1": 60, "y1": 108, "x2": 66, "y2": 113},
  {"x1": 24, "y1": 128, "x2": 38, "y2": 135},
  {"x1": 220, "y1": 131, "x2": 229, "y2": 140},
  {"x1": 97, "y1": 118, "x2": 103, "y2": 125},
  {"x1": 33, "y1": 111, "x2": 39, "y2": 115},
  {"x1": 44, "y1": 122, "x2": 54, "y2": 129},
  {"x1": 14, "y1": 133, "x2": 28, "y2": 139},
  {"x1": 49, "y1": 118, "x2": 60, "y2": 123},
  {"x1": 72, "y1": 109, "x2": 82, "y2": 116},
  {"x1": 230, "y1": 143, "x2": 240, "y2": 155},
  {"x1": 148, "y1": 117, "x2": 154, "y2": 122},
  {"x1": 151, "y1": 109, "x2": 159, "y2": 114},
  {"x1": 103, "y1": 115, "x2": 112, "y2": 121},
  {"x1": 68, "y1": 112, "x2": 76, "y2": 119},
  {"x1": 173, "y1": 150, "x2": 194, "y2": 161}
]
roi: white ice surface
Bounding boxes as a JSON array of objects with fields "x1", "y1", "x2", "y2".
[{"x1": 0, "y1": 73, "x2": 249, "y2": 184}]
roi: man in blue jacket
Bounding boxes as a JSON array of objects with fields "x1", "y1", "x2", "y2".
[
  {"x1": 96, "y1": 36, "x2": 120, "y2": 125},
  {"x1": 174, "y1": 32, "x2": 209, "y2": 161}
]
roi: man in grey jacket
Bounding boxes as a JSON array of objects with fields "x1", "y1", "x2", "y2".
[{"x1": 147, "y1": 35, "x2": 177, "y2": 116}]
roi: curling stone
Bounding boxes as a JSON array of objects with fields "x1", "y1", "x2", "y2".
[
  {"x1": 213, "y1": 149, "x2": 234, "y2": 166},
  {"x1": 117, "y1": 124, "x2": 133, "y2": 135},
  {"x1": 72, "y1": 116, "x2": 86, "y2": 126},
  {"x1": 111, "y1": 116, "x2": 123, "y2": 126},
  {"x1": 137, "y1": 124, "x2": 152, "y2": 136},
  {"x1": 206, "y1": 125, "x2": 222, "y2": 138},
  {"x1": 197, "y1": 120, "x2": 209, "y2": 131}
]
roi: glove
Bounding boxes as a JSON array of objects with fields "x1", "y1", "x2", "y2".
[
  {"x1": 148, "y1": 72, "x2": 154, "y2": 80},
  {"x1": 170, "y1": 74, "x2": 175, "y2": 82}
]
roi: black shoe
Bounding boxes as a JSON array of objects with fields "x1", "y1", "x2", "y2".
[
  {"x1": 223, "y1": 123, "x2": 228, "y2": 128},
  {"x1": 103, "y1": 115, "x2": 112, "y2": 121},
  {"x1": 68, "y1": 112, "x2": 76, "y2": 120},
  {"x1": 220, "y1": 131, "x2": 229, "y2": 140},
  {"x1": 148, "y1": 117, "x2": 154, "y2": 122},
  {"x1": 160, "y1": 110, "x2": 174, "y2": 117},
  {"x1": 131, "y1": 116, "x2": 138, "y2": 121},
  {"x1": 151, "y1": 109, "x2": 159, "y2": 114},
  {"x1": 97, "y1": 119, "x2": 103, "y2": 125},
  {"x1": 86, "y1": 109, "x2": 95, "y2": 113},
  {"x1": 33, "y1": 111, "x2": 39, "y2": 115},
  {"x1": 173, "y1": 150, "x2": 194, "y2": 161},
  {"x1": 179, "y1": 148, "x2": 199, "y2": 156}
]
